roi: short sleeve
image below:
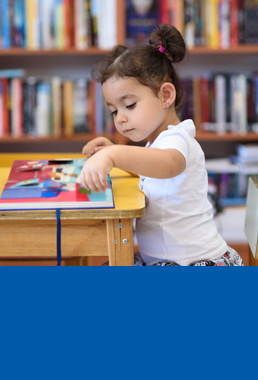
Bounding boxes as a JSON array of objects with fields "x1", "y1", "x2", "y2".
[{"x1": 152, "y1": 134, "x2": 189, "y2": 162}]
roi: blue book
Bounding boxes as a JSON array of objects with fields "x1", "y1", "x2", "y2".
[
  {"x1": 13, "y1": 0, "x2": 26, "y2": 47},
  {"x1": 1, "y1": 0, "x2": 11, "y2": 49},
  {"x1": 0, "y1": 68, "x2": 25, "y2": 78}
]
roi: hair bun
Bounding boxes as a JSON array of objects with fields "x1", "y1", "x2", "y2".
[{"x1": 149, "y1": 24, "x2": 186, "y2": 63}]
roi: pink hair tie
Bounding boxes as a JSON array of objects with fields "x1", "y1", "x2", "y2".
[{"x1": 159, "y1": 45, "x2": 166, "y2": 53}]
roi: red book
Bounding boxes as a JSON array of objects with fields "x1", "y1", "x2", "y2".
[
  {"x1": 230, "y1": 0, "x2": 239, "y2": 46},
  {"x1": 69, "y1": 0, "x2": 75, "y2": 48},
  {"x1": 1, "y1": 78, "x2": 9, "y2": 137},
  {"x1": 159, "y1": 0, "x2": 170, "y2": 24},
  {"x1": 64, "y1": 0, "x2": 71, "y2": 48}
]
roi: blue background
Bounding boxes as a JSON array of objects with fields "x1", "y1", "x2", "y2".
[{"x1": 0, "y1": 267, "x2": 256, "y2": 380}]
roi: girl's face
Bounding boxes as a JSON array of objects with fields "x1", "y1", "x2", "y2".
[{"x1": 102, "y1": 77, "x2": 168, "y2": 144}]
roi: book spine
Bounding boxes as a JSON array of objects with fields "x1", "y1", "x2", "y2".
[
  {"x1": 95, "y1": 81, "x2": 103, "y2": 134},
  {"x1": 55, "y1": 0, "x2": 65, "y2": 49},
  {"x1": 11, "y1": 77, "x2": 23, "y2": 137},
  {"x1": 193, "y1": 76, "x2": 202, "y2": 130},
  {"x1": 104, "y1": 0, "x2": 116, "y2": 48},
  {"x1": 42, "y1": 0, "x2": 54, "y2": 49},
  {"x1": 215, "y1": 74, "x2": 227, "y2": 133},
  {"x1": 0, "y1": 68, "x2": 25, "y2": 78},
  {"x1": 1, "y1": 0, "x2": 11, "y2": 48},
  {"x1": 238, "y1": 0, "x2": 245, "y2": 44},
  {"x1": 36, "y1": 82, "x2": 51, "y2": 137},
  {"x1": 64, "y1": 0, "x2": 71, "y2": 48},
  {"x1": 75, "y1": 0, "x2": 87, "y2": 49},
  {"x1": 160, "y1": 0, "x2": 170, "y2": 24},
  {"x1": 201, "y1": 76, "x2": 209, "y2": 126},
  {"x1": 230, "y1": 0, "x2": 239, "y2": 46},
  {"x1": 63, "y1": 80, "x2": 74, "y2": 136},
  {"x1": 169, "y1": 0, "x2": 184, "y2": 36},
  {"x1": 219, "y1": 0, "x2": 230, "y2": 48},
  {"x1": 236, "y1": 74, "x2": 247, "y2": 133},
  {"x1": 0, "y1": 80, "x2": 3, "y2": 137},
  {"x1": 25, "y1": 0, "x2": 33, "y2": 48},
  {"x1": 210, "y1": 0, "x2": 219, "y2": 48},
  {"x1": 73, "y1": 78, "x2": 87, "y2": 133},
  {"x1": 1, "y1": 78, "x2": 9, "y2": 136},
  {"x1": 12, "y1": 0, "x2": 26, "y2": 47},
  {"x1": 51, "y1": 76, "x2": 62, "y2": 136},
  {"x1": 184, "y1": 0, "x2": 195, "y2": 48}
]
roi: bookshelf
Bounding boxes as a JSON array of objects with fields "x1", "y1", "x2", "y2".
[{"x1": 0, "y1": 1, "x2": 258, "y2": 154}]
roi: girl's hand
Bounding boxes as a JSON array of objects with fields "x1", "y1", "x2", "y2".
[
  {"x1": 82, "y1": 137, "x2": 114, "y2": 158},
  {"x1": 79, "y1": 148, "x2": 114, "y2": 192}
]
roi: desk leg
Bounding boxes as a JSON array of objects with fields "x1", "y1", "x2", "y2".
[{"x1": 106, "y1": 218, "x2": 134, "y2": 266}]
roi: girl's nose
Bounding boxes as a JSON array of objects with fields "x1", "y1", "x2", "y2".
[{"x1": 116, "y1": 111, "x2": 127, "y2": 124}]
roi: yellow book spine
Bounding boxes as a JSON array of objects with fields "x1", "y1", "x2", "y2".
[
  {"x1": 209, "y1": 0, "x2": 219, "y2": 48},
  {"x1": 25, "y1": 0, "x2": 33, "y2": 49}
]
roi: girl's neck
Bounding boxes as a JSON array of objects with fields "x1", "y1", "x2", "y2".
[{"x1": 148, "y1": 114, "x2": 181, "y2": 145}]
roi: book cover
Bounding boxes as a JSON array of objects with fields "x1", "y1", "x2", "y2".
[
  {"x1": 0, "y1": 158, "x2": 114, "y2": 210},
  {"x1": 125, "y1": 0, "x2": 159, "y2": 45},
  {"x1": 1, "y1": 0, "x2": 11, "y2": 48}
]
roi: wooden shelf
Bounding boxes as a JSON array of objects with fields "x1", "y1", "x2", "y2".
[
  {"x1": 189, "y1": 45, "x2": 258, "y2": 54},
  {"x1": 196, "y1": 132, "x2": 258, "y2": 141},
  {"x1": 0, "y1": 47, "x2": 110, "y2": 56},
  {"x1": 1, "y1": 44, "x2": 258, "y2": 56},
  {"x1": 0, "y1": 132, "x2": 258, "y2": 144}
]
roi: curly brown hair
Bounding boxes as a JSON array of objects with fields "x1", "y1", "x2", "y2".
[{"x1": 91, "y1": 24, "x2": 187, "y2": 113}]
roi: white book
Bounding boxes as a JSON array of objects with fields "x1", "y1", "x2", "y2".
[
  {"x1": 75, "y1": 0, "x2": 88, "y2": 49},
  {"x1": 103, "y1": 0, "x2": 117, "y2": 48},
  {"x1": 219, "y1": 0, "x2": 230, "y2": 49},
  {"x1": 33, "y1": 0, "x2": 40, "y2": 49},
  {"x1": 230, "y1": 74, "x2": 239, "y2": 133},
  {"x1": 215, "y1": 74, "x2": 226, "y2": 133},
  {"x1": 36, "y1": 82, "x2": 51, "y2": 137},
  {"x1": 42, "y1": 0, "x2": 55, "y2": 49},
  {"x1": 237, "y1": 144, "x2": 258, "y2": 158},
  {"x1": 236, "y1": 74, "x2": 247, "y2": 134}
]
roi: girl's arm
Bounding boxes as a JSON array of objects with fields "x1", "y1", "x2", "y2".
[{"x1": 80, "y1": 144, "x2": 186, "y2": 192}]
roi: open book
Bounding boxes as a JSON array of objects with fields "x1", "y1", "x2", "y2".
[{"x1": 0, "y1": 158, "x2": 114, "y2": 210}]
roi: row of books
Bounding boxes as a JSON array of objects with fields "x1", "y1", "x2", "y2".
[
  {"x1": 206, "y1": 143, "x2": 258, "y2": 206},
  {"x1": 180, "y1": 73, "x2": 258, "y2": 134},
  {"x1": 126, "y1": 0, "x2": 258, "y2": 48},
  {"x1": 0, "y1": 70, "x2": 115, "y2": 138},
  {"x1": 0, "y1": 0, "x2": 117, "y2": 50}
]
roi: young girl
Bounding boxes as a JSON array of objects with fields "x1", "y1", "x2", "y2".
[{"x1": 79, "y1": 24, "x2": 243, "y2": 266}]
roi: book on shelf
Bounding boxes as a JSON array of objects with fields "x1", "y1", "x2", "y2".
[
  {"x1": 125, "y1": 0, "x2": 159, "y2": 45},
  {"x1": 0, "y1": 158, "x2": 114, "y2": 210}
]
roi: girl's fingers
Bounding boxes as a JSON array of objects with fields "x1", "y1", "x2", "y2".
[
  {"x1": 85, "y1": 173, "x2": 100, "y2": 193},
  {"x1": 92, "y1": 173, "x2": 106, "y2": 192}
]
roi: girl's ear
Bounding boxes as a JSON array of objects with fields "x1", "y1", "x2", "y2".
[{"x1": 159, "y1": 82, "x2": 176, "y2": 108}]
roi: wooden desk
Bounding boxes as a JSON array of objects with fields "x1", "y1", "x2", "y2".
[
  {"x1": 0, "y1": 154, "x2": 145, "y2": 266},
  {"x1": 244, "y1": 176, "x2": 258, "y2": 266}
]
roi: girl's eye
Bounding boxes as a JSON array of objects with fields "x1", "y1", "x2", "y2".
[
  {"x1": 110, "y1": 110, "x2": 117, "y2": 116},
  {"x1": 126, "y1": 102, "x2": 136, "y2": 109}
]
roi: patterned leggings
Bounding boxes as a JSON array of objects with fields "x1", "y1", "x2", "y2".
[{"x1": 133, "y1": 246, "x2": 244, "y2": 266}]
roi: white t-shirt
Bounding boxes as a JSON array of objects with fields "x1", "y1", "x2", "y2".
[{"x1": 136, "y1": 119, "x2": 228, "y2": 266}]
